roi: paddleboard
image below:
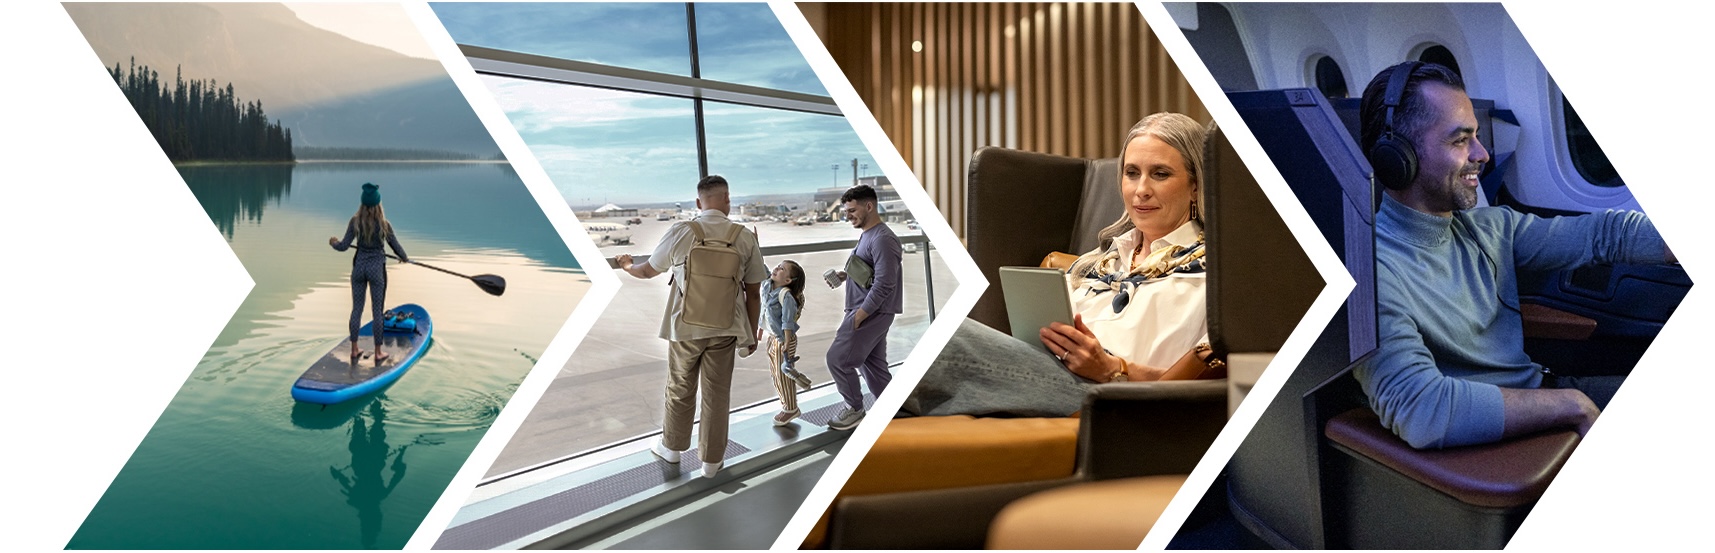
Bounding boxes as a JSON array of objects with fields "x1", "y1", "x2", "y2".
[{"x1": 292, "y1": 303, "x2": 433, "y2": 404}]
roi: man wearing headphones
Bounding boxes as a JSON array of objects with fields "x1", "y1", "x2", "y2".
[{"x1": 1356, "y1": 62, "x2": 1673, "y2": 449}]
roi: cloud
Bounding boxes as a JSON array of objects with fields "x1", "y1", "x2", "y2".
[
  {"x1": 491, "y1": 80, "x2": 876, "y2": 205},
  {"x1": 435, "y1": 3, "x2": 693, "y2": 75},
  {"x1": 451, "y1": 3, "x2": 875, "y2": 204}
]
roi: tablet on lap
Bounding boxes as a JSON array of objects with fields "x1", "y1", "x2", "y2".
[{"x1": 998, "y1": 266, "x2": 1075, "y2": 354}]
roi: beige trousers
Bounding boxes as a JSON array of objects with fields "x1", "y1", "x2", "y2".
[{"x1": 663, "y1": 336, "x2": 737, "y2": 463}]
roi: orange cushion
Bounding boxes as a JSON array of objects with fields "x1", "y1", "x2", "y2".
[
  {"x1": 987, "y1": 475, "x2": 1189, "y2": 549},
  {"x1": 802, "y1": 415, "x2": 1080, "y2": 548}
]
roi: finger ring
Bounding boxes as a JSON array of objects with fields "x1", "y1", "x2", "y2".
[{"x1": 1055, "y1": 352, "x2": 1066, "y2": 361}]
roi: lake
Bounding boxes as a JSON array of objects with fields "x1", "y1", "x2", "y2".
[{"x1": 68, "y1": 162, "x2": 589, "y2": 549}]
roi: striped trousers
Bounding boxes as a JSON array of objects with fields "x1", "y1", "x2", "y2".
[{"x1": 767, "y1": 334, "x2": 798, "y2": 412}]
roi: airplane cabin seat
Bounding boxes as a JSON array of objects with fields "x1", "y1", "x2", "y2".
[{"x1": 1260, "y1": 88, "x2": 1585, "y2": 549}]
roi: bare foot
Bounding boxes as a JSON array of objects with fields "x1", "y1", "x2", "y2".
[
  {"x1": 350, "y1": 346, "x2": 363, "y2": 360},
  {"x1": 374, "y1": 350, "x2": 391, "y2": 365}
]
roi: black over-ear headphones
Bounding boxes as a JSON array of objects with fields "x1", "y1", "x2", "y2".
[{"x1": 1371, "y1": 61, "x2": 1423, "y2": 191}]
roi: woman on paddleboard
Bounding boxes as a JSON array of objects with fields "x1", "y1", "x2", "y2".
[{"x1": 330, "y1": 182, "x2": 408, "y2": 365}]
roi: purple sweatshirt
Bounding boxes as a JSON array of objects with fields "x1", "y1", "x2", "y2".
[{"x1": 845, "y1": 223, "x2": 904, "y2": 315}]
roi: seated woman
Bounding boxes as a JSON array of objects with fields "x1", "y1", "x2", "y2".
[{"x1": 905, "y1": 112, "x2": 1218, "y2": 417}]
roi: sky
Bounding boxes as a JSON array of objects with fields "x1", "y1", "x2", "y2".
[
  {"x1": 286, "y1": 3, "x2": 436, "y2": 60},
  {"x1": 438, "y1": 2, "x2": 873, "y2": 206},
  {"x1": 483, "y1": 76, "x2": 875, "y2": 207},
  {"x1": 432, "y1": 2, "x2": 827, "y2": 95}
]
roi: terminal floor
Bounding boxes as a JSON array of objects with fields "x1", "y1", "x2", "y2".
[{"x1": 600, "y1": 448, "x2": 838, "y2": 549}]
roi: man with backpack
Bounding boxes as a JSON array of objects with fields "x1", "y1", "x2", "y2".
[
  {"x1": 616, "y1": 175, "x2": 766, "y2": 478},
  {"x1": 824, "y1": 184, "x2": 903, "y2": 431}
]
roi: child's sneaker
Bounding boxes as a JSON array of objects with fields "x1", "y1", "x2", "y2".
[
  {"x1": 773, "y1": 408, "x2": 800, "y2": 427},
  {"x1": 783, "y1": 366, "x2": 813, "y2": 391}
]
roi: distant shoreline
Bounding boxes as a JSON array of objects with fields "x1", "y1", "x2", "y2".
[
  {"x1": 174, "y1": 160, "x2": 510, "y2": 166},
  {"x1": 172, "y1": 160, "x2": 296, "y2": 167},
  {"x1": 296, "y1": 159, "x2": 509, "y2": 164}
]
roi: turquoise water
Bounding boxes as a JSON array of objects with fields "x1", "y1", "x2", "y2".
[{"x1": 69, "y1": 162, "x2": 588, "y2": 549}]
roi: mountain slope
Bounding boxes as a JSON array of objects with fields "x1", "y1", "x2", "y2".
[{"x1": 66, "y1": 2, "x2": 498, "y2": 157}]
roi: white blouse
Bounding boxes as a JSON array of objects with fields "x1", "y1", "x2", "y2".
[{"x1": 1067, "y1": 221, "x2": 1208, "y2": 370}]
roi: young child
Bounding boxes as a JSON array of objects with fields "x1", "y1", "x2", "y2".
[{"x1": 762, "y1": 260, "x2": 813, "y2": 425}]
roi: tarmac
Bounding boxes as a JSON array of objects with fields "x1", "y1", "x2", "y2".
[{"x1": 487, "y1": 217, "x2": 955, "y2": 476}]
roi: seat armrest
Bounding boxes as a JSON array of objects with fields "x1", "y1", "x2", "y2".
[
  {"x1": 1520, "y1": 302, "x2": 1596, "y2": 340},
  {"x1": 1325, "y1": 408, "x2": 1580, "y2": 508},
  {"x1": 1077, "y1": 380, "x2": 1229, "y2": 480},
  {"x1": 828, "y1": 477, "x2": 1079, "y2": 549}
]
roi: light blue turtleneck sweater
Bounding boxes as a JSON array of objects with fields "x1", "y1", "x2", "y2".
[{"x1": 1357, "y1": 194, "x2": 1666, "y2": 449}]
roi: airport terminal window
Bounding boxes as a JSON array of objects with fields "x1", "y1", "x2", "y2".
[
  {"x1": 434, "y1": 3, "x2": 693, "y2": 76},
  {"x1": 480, "y1": 75, "x2": 701, "y2": 205},
  {"x1": 1417, "y1": 44, "x2": 1462, "y2": 77},
  {"x1": 449, "y1": 3, "x2": 942, "y2": 471},
  {"x1": 693, "y1": 2, "x2": 829, "y2": 95},
  {"x1": 1562, "y1": 97, "x2": 1625, "y2": 187},
  {"x1": 704, "y1": 102, "x2": 881, "y2": 244},
  {"x1": 1312, "y1": 55, "x2": 1348, "y2": 98}
]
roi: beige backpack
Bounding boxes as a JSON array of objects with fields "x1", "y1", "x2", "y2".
[{"x1": 677, "y1": 222, "x2": 747, "y2": 329}]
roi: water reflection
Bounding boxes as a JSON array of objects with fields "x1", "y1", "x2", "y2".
[
  {"x1": 291, "y1": 390, "x2": 382, "y2": 431},
  {"x1": 181, "y1": 163, "x2": 295, "y2": 239},
  {"x1": 70, "y1": 162, "x2": 587, "y2": 549},
  {"x1": 332, "y1": 401, "x2": 409, "y2": 549}
]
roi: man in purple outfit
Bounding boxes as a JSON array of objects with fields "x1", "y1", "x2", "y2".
[{"x1": 824, "y1": 184, "x2": 902, "y2": 430}]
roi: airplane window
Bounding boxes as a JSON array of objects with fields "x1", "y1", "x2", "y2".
[
  {"x1": 1313, "y1": 55, "x2": 1348, "y2": 98},
  {"x1": 1418, "y1": 45, "x2": 1462, "y2": 77},
  {"x1": 1563, "y1": 97, "x2": 1625, "y2": 187}
]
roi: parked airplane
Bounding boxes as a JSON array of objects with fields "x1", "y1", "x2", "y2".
[{"x1": 582, "y1": 221, "x2": 632, "y2": 246}]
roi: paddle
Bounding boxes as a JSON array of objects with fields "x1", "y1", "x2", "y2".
[{"x1": 384, "y1": 254, "x2": 506, "y2": 296}]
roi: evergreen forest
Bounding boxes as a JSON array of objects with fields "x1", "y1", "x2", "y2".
[{"x1": 108, "y1": 58, "x2": 294, "y2": 162}]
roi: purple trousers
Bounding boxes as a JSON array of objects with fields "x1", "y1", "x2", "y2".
[{"x1": 826, "y1": 311, "x2": 894, "y2": 410}]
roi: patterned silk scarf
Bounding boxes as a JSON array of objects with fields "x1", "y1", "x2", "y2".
[{"x1": 1081, "y1": 236, "x2": 1207, "y2": 313}]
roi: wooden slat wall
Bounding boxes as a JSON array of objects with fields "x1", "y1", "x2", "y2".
[{"x1": 817, "y1": 2, "x2": 1208, "y2": 237}]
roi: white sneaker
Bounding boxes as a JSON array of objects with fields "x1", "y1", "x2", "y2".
[
  {"x1": 827, "y1": 407, "x2": 865, "y2": 431},
  {"x1": 650, "y1": 439, "x2": 680, "y2": 464},
  {"x1": 702, "y1": 461, "x2": 723, "y2": 478}
]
